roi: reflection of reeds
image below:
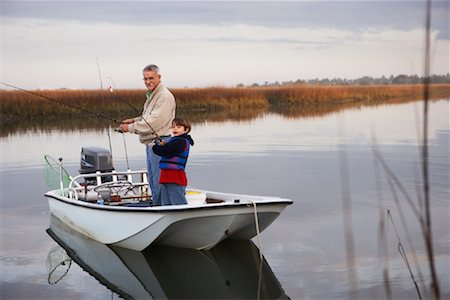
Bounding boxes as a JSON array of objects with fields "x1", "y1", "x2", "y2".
[{"x1": 1, "y1": 84, "x2": 449, "y2": 136}]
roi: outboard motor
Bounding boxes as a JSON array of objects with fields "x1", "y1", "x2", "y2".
[{"x1": 79, "y1": 147, "x2": 114, "y2": 184}]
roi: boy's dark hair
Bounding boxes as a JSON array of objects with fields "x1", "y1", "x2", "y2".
[{"x1": 173, "y1": 117, "x2": 191, "y2": 133}]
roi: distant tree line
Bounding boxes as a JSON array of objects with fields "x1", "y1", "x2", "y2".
[{"x1": 238, "y1": 73, "x2": 450, "y2": 87}]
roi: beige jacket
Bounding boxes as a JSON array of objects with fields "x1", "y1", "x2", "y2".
[{"x1": 128, "y1": 83, "x2": 176, "y2": 144}]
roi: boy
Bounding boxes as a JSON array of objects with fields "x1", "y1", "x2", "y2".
[{"x1": 152, "y1": 118, "x2": 194, "y2": 205}]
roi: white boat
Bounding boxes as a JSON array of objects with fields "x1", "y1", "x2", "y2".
[{"x1": 44, "y1": 147, "x2": 293, "y2": 251}]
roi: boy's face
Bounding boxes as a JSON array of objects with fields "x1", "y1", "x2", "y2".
[{"x1": 172, "y1": 123, "x2": 189, "y2": 136}]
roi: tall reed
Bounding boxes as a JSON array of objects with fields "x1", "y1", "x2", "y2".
[{"x1": 371, "y1": 2, "x2": 442, "y2": 298}]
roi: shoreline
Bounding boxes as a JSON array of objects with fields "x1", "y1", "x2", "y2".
[{"x1": 1, "y1": 84, "x2": 449, "y2": 136}]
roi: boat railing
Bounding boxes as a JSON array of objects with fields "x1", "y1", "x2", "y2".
[{"x1": 68, "y1": 169, "x2": 149, "y2": 201}]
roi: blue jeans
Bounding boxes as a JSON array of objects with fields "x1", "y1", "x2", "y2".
[
  {"x1": 146, "y1": 136, "x2": 171, "y2": 205},
  {"x1": 155, "y1": 183, "x2": 187, "y2": 206}
]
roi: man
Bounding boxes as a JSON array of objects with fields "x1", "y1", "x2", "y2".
[{"x1": 118, "y1": 64, "x2": 176, "y2": 205}]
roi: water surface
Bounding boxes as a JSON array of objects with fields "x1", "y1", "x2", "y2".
[{"x1": 1, "y1": 100, "x2": 449, "y2": 299}]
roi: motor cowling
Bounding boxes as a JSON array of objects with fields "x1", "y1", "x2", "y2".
[{"x1": 79, "y1": 146, "x2": 114, "y2": 174}]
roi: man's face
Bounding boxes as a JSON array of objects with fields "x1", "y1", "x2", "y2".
[{"x1": 143, "y1": 70, "x2": 161, "y2": 91}]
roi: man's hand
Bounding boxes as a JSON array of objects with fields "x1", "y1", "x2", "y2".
[
  {"x1": 116, "y1": 123, "x2": 129, "y2": 133},
  {"x1": 121, "y1": 119, "x2": 134, "y2": 124}
]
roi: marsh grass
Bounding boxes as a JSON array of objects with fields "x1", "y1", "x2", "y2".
[
  {"x1": 174, "y1": 87, "x2": 268, "y2": 110},
  {"x1": 1, "y1": 84, "x2": 449, "y2": 136}
]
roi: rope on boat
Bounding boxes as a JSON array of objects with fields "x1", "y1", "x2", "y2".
[
  {"x1": 251, "y1": 201, "x2": 263, "y2": 260},
  {"x1": 250, "y1": 200, "x2": 264, "y2": 300}
]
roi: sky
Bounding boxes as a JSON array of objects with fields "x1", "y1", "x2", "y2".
[{"x1": 0, "y1": 0, "x2": 449, "y2": 90}]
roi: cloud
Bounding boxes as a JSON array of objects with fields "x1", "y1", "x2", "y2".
[
  {"x1": 1, "y1": 1, "x2": 448, "y2": 89},
  {"x1": 2, "y1": 1, "x2": 448, "y2": 39}
]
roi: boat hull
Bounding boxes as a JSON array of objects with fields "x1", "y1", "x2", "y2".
[{"x1": 46, "y1": 190, "x2": 292, "y2": 251}]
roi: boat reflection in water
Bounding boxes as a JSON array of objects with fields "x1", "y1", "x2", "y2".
[{"x1": 46, "y1": 215, "x2": 289, "y2": 299}]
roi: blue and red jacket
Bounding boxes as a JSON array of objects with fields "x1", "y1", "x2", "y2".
[{"x1": 152, "y1": 134, "x2": 194, "y2": 186}]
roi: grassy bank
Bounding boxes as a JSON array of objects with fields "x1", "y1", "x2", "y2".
[{"x1": 1, "y1": 84, "x2": 449, "y2": 135}]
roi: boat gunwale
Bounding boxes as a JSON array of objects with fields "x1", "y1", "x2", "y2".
[{"x1": 45, "y1": 192, "x2": 294, "y2": 213}]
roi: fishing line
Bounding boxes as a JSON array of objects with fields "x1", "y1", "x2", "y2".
[{"x1": 0, "y1": 82, "x2": 120, "y2": 123}]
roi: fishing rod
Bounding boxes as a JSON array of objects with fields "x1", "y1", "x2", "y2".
[
  {"x1": 96, "y1": 57, "x2": 114, "y2": 158},
  {"x1": 98, "y1": 75, "x2": 161, "y2": 141},
  {"x1": 96, "y1": 57, "x2": 104, "y2": 91},
  {"x1": 0, "y1": 82, "x2": 120, "y2": 123},
  {"x1": 96, "y1": 59, "x2": 132, "y2": 170},
  {"x1": 107, "y1": 84, "x2": 162, "y2": 141}
]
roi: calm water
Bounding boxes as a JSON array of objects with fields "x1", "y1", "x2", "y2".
[{"x1": 1, "y1": 100, "x2": 449, "y2": 299}]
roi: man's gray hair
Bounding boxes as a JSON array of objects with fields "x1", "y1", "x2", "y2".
[{"x1": 143, "y1": 64, "x2": 160, "y2": 74}]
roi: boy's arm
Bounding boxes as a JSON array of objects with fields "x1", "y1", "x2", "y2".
[{"x1": 152, "y1": 139, "x2": 185, "y2": 157}]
